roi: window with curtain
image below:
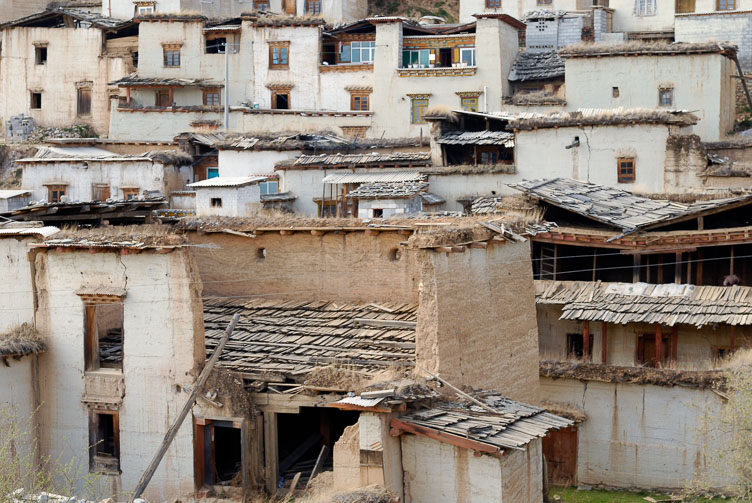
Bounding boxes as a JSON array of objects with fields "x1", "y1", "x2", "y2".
[{"x1": 634, "y1": 0, "x2": 656, "y2": 16}]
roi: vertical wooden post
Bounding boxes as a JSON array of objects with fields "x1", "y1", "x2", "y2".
[
  {"x1": 657, "y1": 255, "x2": 664, "y2": 283},
  {"x1": 126, "y1": 86, "x2": 131, "y2": 105},
  {"x1": 730, "y1": 246, "x2": 735, "y2": 276},
  {"x1": 592, "y1": 249, "x2": 597, "y2": 282},
  {"x1": 168, "y1": 86, "x2": 174, "y2": 106},
  {"x1": 263, "y1": 411, "x2": 278, "y2": 494},
  {"x1": 671, "y1": 325, "x2": 678, "y2": 363},
  {"x1": 583, "y1": 321, "x2": 590, "y2": 362},
  {"x1": 633, "y1": 254, "x2": 641, "y2": 283},
  {"x1": 675, "y1": 252, "x2": 682, "y2": 284},
  {"x1": 553, "y1": 244, "x2": 558, "y2": 281},
  {"x1": 655, "y1": 325, "x2": 663, "y2": 367},
  {"x1": 696, "y1": 249, "x2": 703, "y2": 286},
  {"x1": 730, "y1": 325, "x2": 736, "y2": 353},
  {"x1": 601, "y1": 322, "x2": 608, "y2": 364}
]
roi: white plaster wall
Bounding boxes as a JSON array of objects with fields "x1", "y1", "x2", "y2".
[
  {"x1": 35, "y1": 250, "x2": 200, "y2": 501},
  {"x1": 20, "y1": 160, "x2": 188, "y2": 201},
  {"x1": 501, "y1": 437, "x2": 543, "y2": 503},
  {"x1": 609, "y1": 0, "x2": 752, "y2": 33},
  {"x1": 170, "y1": 193, "x2": 196, "y2": 209},
  {"x1": 2, "y1": 0, "x2": 56, "y2": 23},
  {"x1": 319, "y1": 70, "x2": 375, "y2": 111},
  {"x1": 459, "y1": 0, "x2": 579, "y2": 23},
  {"x1": 218, "y1": 149, "x2": 300, "y2": 177},
  {"x1": 278, "y1": 168, "x2": 329, "y2": 216},
  {"x1": 0, "y1": 27, "x2": 131, "y2": 136},
  {"x1": 357, "y1": 197, "x2": 418, "y2": 218},
  {"x1": 675, "y1": 11, "x2": 752, "y2": 71},
  {"x1": 514, "y1": 124, "x2": 671, "y2": 192},
  {"x1": 564, "y1": 54, "x2": 733, "y2": 141},
  {"x1": 0, "y1": 237, "x2": 36, "y2": 330},
  {"x1": 401, "y1": 435, "x2": 506, "y2": 502},
  {"x1": 426, "y1": 172, "x2": 520, "y2": 210},
  {"x1": 195, "y1": 184, "x2": 262, "y2": 216},
  {"x1": 108, "y1": 107, "x2": 230, "y2": 141},
  {"x1": 238, "y1": 112, "x2": 371, "y2": 135},
  {"x1": 540, "y1": 378, "x2": 729, "y2": 490}
]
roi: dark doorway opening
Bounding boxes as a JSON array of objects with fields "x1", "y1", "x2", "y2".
[
  {"x1": 195, "y1": 419, "x2": 243, "y2": 488},
  {"x1": 439, "y1": 48, "x2": 451, "y2": 67},
  {"x1": 274, "y1": 93, "x2": 290, "y2": 110}
]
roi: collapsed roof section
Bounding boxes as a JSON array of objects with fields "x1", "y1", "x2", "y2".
[
  {"x1": 203, "y1": 297, "x2": 417, "y2": 380},
  {"x1": 279, "y1": 152, "x2": 432, "y2": 170},
  {"x1": 509, "y1": 178, "x2": 752, "y2": 237},
  {"x1": 0, "y1": 7, "x2": 137, "y2": 35}
]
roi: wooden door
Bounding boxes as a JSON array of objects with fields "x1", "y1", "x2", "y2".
[
  {"x1": 92, "y1": 185, "x2": 111, "y2": 201},
  {"x1": 284, "y1": 0, "x2": 296, "y2": 15},
  {"x1": 637, "y1": 335, "x2": 669, "y2": 367},
  {"x1": 543, "y1": 426, "x2": 578, "y2": 486}
]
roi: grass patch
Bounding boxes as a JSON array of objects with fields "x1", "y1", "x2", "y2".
[{"x1": 549, "y1": 487, "x2": 676, "y2": 503}]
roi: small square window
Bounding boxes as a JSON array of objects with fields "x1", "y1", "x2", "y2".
[
  {"x1": 351, "y1": 94, "x2": 370, "y2": 111},
  {"x1": 272, "y1": 92, "x2": 290, "y2": 110},
  {"x1": 566, "y1": 333, "x2": 593, "y2": 360},
  {"x1": 612, "y1": 87, "x2": 620, "y2": 98},
  {"x1": 461, "y1": 96, "x2": 478, "y2": 112},
  {"x1": 305, "y1": 0, "x2": 321, "y2": 14},
  {"x1": 203, "y1": 88, "x2": 221, "y2": 106},
  {"x1": 260, "y1": 180, "x2": 278, "y2": 194},
  {"x1": 205, "y1": 36, "x2": 226, "y2": 54},
  {"x1": 163, "y1": 46, "x2": 180, "y2": 67},
  {"x1": 47, "y1": 185, "x2": 65, "y2": 203},
  {"x1": 486, "y1": 0, "x2": 501, "y2": 6},
  {"x1": 211, "y1": 198, "x2": 223, "y2": 208},
  {"x1": 122, "y1": 188, "x2": 139, "y2": 200},
  {"x1": 411, "y1": 98, "x2": 429, "y2": 124},
  {"x1": 254, "y1": 0, "x2": 270, "y2": 9},
  {"x1": 372, "y1": 208, "x2": 384, "y2": 218},
  {"x1": 35, "y1": 46, "x2": 47, "y2": 65},
  {"x1": 618, "y1": 157, "x2": 636, "y2": 184},
  {"x1": 208, "y1": 168, "x2": 219, "y2": 179},
  {"x1": 717, "y1": 0, "x2": 736, "y2": 10},
  {"x1": 30, "y1": 92, "x2": 42, "y2": 109},
  {"x1": 659, "y1": 88, "x2": 673, "y2": 107},
  {"x1": 269, "y1": 43, "x2": 289, "y2": 69}
]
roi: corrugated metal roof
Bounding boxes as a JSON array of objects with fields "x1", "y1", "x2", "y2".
[
  {"x1": 323, "y1": 171, "x2": 424, "y2": 184},
  {"x1": 437, "y1": 130, "x2": 515, "y2": 147},
  {"x1": 0, "y1": 190, "x2": 31, "y2": 199},
  {"x1": 335, "y1": 396, "x2": 385, "y2": 408},
  {"x1": 188, "y1": 176, "x2": 267, "y2": 188},
  {"x1": 537, "y1": 280, "x2": 752, "y2": 327},
  {"x1": 509, "y1": 178, "x2": 752, "y2": 235},
  {"x1": 0, "y1": 226, "x2": 59, "y2": 238}
]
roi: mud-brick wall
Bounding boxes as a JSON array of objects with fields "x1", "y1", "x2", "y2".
[
  {"x1": 540, "y1": 377, "x2": 729, "y2": 490},
  {"x1": 187, "y1": 231, "x2": 419, "y2": 304},
  {"x1": 416, "y1": 240, "x2": 540, "y2": 402}
]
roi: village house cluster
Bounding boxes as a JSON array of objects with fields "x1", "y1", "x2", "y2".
[{"x1": 2, "y1": 0, "x2": 752, "y2": 502}]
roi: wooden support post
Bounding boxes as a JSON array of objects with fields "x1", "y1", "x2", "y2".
[
  {"x1": 168, "y1": 86, "x2": 174, "y2": 106},
  {"x1": 672, "y1": 326, "x2": 678, "y2": 363},
  {"x1": 675, "y1": 252, "x2": 682, "y2": 284},
  {"x1": 696, "y1": 249, "x2": 703, "y2": 286},
  {"x1": 730, "y1": 325, "x2": 736, "y2": 353},
  {"x1": 264, "y1": 411, "x2": 278, "y2": 494},
  {"x1": 130, "y1": 314, "x2": 240, "y2": 502},
  {"x1": 633, "y1": 254, "x2": 641, "y2": 283},
  {"x1": 553, "y1": 244, "x2": 558, "y2": 281},
  {"x1": 125, "y1": 86, "x2": 131, "y2": 105},
  {"x1": 730, "y1": 246, "x2": 735, "y2": 276},
  {"x1": 657, "y1": 255, "x2": 663, "y2": 284},
  {"x1": 601, "y1": 322, "x2": 607, "y2": 364},
  {"x1": 592, "y1": 249, "x2": 597, "y2": 282},
  {"x1": 583, "y1": 321, "x2": 590, "y2": 362},
  {"x1": 655, "y1": 325, "x2": 663, "y2": 368}
]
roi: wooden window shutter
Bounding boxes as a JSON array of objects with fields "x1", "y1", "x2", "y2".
[{"x1": 77, "y1": 88, "x2": 92, "y2": 116}]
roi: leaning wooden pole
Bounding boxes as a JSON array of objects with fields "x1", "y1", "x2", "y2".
[{"x1": 130, "y1": 313, "x2": 240, "y2": 502}]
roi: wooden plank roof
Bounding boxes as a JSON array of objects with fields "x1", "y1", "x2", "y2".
[
  {"x1": 395, "y1": 391, "x2": 572, "y2": 451},
  {"x1": 203, "y1": 297, "x2": 417, "y2": 379},
  {"x1": 536, "y1": 280, "x2": 752, "y2": 327}
]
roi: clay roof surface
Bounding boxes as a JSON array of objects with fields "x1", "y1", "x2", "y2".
[
  {"x1": 508, "y1": 51, "x2": 565, "y2": 82},
  {"x1": 508, "y1": 108, "x2": 698, "y2": 130},
  {"x1": 509, "y1": 178, "x2": 752, "y2": 234},
  {"x1": 559, "y1": 41, "x2": 737, "y2": 59},
  {"x1": 290, "y1": 152, "x2": 431, "y2": 168},
  {"x1": 203, "y1": 297, "x2": 417, "y2": 378},
  {"x1": 346, "y1": 181, "x2": 429, "y2": 199},
  {"x1": 110, "y1": 74, "x2": 223, "y2": 87},
  {"x1": 396, "y1": 391, "x2": 572, "y2": 451},
  {"x1": 537, "y1": 280, "x2": 752, "y2": 327},
  {"x1": 436, "y1": 131, "x2": 514, "y2": 147}
]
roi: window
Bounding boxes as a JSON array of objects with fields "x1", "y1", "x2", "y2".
[
  {"x1": 461, "y1": 96, "x2": 478, "y2": 112},
  {"x1": 402, "y1": 49, "x2": 430, "y2": 68},
  {"x1": 538, "y1": 0, "x2": 552, "y2": 3},
  {"x1": 272, "y1": 91, "x2": 290, "y2": 110},
  {"x1": 637, "y1": 334, "x2": 669, "y2": 367},
  {"x1": 136, "y1": 3, "x2": 154, "y2": 14},
  {"x1": 317, "y1": 199, "x2": 337, "y2": 217},
  {"x1": 675, "y1": 0, "x2": 695, "y2": 13},
  {"x1": 163, "y1": 45, "x2": 181, "y2": 67},
  {"x1": 85, "y1": 301, "x2": 124, "y2": 371},
  {"x1": 305, "y1": 0, "x2": 321, "y2": 14},
  {"x1": 260, "y1": 180, "x2": 278, "y2": 194},
  {"x1": 372, "y1": 208, "x2": 384, "y2": 218},
  {"x1": 486, "y1": 0, "x2": 501, "y2": 6},
  {"x1": 208, "y1": 167, "x2": 219, "y2": 179},
  {"x1": 253, "y1": 0, "x2": 270, "y2": 9},
  {"x1": 659, "y1": 87, "x2": 673, "y2": 107},
  {"x1": 35, "y1": 46, "x2": 47, "y2": 65},
  {"x1": 349, "y1": 41, "x2": 375, "y2": 63},
  {"x1": 269, "y1": 43, "x2": 289, "y2": 69},
  {"x1": 566, "y1": 333, "x2": 593, "y2": 360},
  {"x1": 634, "y1": 0, "x2": 656, "y2": 16},
  {"x1": 77, "y1": 87, "x2": 92, "y2": 117},
  {"x1": 30, "y1": 92, "x2": 42, "y2": 109},
  {"x1": 351, "y1": 94, "x2": 370, "y2": 111},
  {"x1": 92, "y1": 184, "x2": 111, "y2": 201},
  {"x1": 211, "y1": 198, "x2": 223, "y2": 208},
  {"x1": 717, "y1": 0, "x2": 736, "y2": 9},
  {"x1": 205, "y1": 36, "x2": 226, "y2": 54},
  {"x1": 612, "y1": 86, "x2": 619, "y2": 98},
  {"x1": 618, "y1": 157, "x2": 636, "y2": 183},
  {"x1": 203, "y1": 88, "x2": 221, "y2": 106},
  {"x1": 460, "y1": 47, "x2": 476, "y2": 67},
  {"x1": 122, "y1": 188, "x2": 139, "y2": 200},
  {"x1": 480, "y1": 151, "x2": 499, "y2": 164},
  {"x1": 155, "y1": 90, "x2": 171, "y2": 107},
  {"x1": 47, "y1": 185, "x2": 66, "y2": 203},
  {"x1": 89, "y1": 410, "x2": 119, "y2": 473},
  {"x1": 411, "y1": 98, "x2": 428, "y2": 124}
]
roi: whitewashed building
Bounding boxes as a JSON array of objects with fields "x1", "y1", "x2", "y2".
[
  {"x1": 0, "y1": 190, "x2": 31, "y2": 212},
  {"x1": 188, "y1": 176, "x2": 265, "y2": 217}
]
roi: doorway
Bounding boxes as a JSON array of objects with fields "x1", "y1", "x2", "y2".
[
  {"x1": 195, "y1": 418, "x2": 244, "y2": 489},
  {"x1": 543, "y1": 426, "x2": 578, "y2": 486},
  {"x1": 637, "y1": 334, "x2": 670, "y2": 367}
]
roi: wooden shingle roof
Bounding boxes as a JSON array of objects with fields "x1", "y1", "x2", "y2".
[{"x1": 203, "y1": 297, "x2": 417, "y2": 379}]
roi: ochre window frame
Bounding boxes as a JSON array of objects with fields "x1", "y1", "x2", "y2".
[
  {"x1": 47, "y1": 184, "x2": 66, "y2": 203},
  {"x1": 350, "y1": 93, "x2": 370, "y2": 111},
  {"x1": 617, "y1": 157, "x2": 636, "y2": 184},
  {"x1": 163, "y1": 44, "x2": 181, "y2": 67},
  {"x1": 461, "y1": 96, "x2": 479, "y2": 112},
  {"x1": 253, "y1": 0, "x2": 270, "y2": 9},
  {"x1": 203, "y1": 87, "x2": 221, "y2": 106},
  {"x1": 269, "y1": 42, "x2": 290, "y2": 69},
  {"x1": 486, "y1": 0, "x2": 501, "y2": 7},
  {"x1": 122, "y1": 188, "x2": 140, "y2": 200},
  {"x1": 410, "y1": 97, "x2": 429, "y2": 124},
  {"x1": 305, "y1": 0, "x2": 322, "y2": 14},
  {"x1": 675, "y1": 0, "x2": 696, "y2": 13},
  {"x1": 717, "y1": 0, "x2": 736, "y2": 10},
  {"x1": 271, "y1": 90, "x2": 290, "y2": 109}
]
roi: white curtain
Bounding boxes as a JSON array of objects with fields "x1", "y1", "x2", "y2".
[{"x1": 634, "y1": 0, "x2": 656, "y2": 16}]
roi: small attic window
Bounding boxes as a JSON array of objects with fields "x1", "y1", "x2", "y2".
[
  {"x1": 612, "y1": 87, "x2": 620, "y2": 98},
  {"x1": 35, "y1": 46, "x2": 47, "y2": 65}
]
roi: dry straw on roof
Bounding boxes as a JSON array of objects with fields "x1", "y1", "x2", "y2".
[
  {"x1": 0, "y1": 324, "x2": 45, "y2": 357},
  {"x1": 508, "y1": 108, "x2": 699, "y2": 130}
]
